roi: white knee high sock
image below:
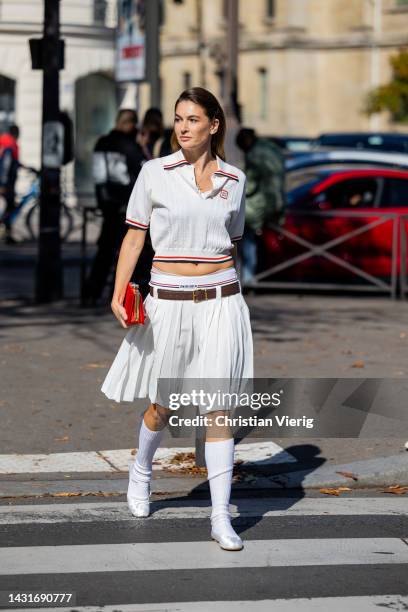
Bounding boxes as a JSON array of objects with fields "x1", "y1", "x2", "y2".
[
  {"x1": 205, "y1": 438, "x2": 238, "y2": 537},
  {"x1": 128, "y1": 418, "x2": 164, "y2": 500}
]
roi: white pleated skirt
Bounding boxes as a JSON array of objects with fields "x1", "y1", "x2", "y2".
[{"x1": 101, "y1": 266, "x2": 254, "y2": 411}]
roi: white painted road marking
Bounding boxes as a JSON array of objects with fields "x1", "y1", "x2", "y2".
[
  {"x1": 16, "y1": 595, "x2": 408, "y2": 612},
  {"x1": 0, "y1": 497, "x2": 407, "y2": 524},
  {"x1": 1, "y1": 538, "x2": 408, "y2": 575}
]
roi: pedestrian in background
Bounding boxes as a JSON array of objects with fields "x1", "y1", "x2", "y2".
[
  {"x1": 138, "y1": 107, "x2": 164, "y2": 159},
  {"x1": 236, "y1": 127, "x2": 287, "y2": 285},
  {"x1": 0, "y1": 124, "x2": 21, "y2": 245},
  {"x1": 83, "y1": 109, "x2": 147, "y2": 306},
  {"x1": 139, "y1": 107, "x2": 173, "y2": 159}
]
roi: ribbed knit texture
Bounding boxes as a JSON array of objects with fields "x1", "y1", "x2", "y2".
[
  {"x1": 205, "y1": 438, "x2": 239, "y2": 539},
  {"x1": 124, "y1": 152, "x2": 247, "y2": 264},
  {"x1": 128, "y1": 419, "x2": 164, "y2": 500}
]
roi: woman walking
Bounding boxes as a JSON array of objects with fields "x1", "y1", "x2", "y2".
[{"x1": 101, "y1": 87, "x2": 253, "y2": 551}]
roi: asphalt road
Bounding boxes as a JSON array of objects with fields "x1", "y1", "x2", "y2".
[{"x1": 1, "y1": 493, "x2": 407, "y2": 610}]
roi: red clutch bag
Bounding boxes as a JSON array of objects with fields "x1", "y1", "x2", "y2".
[{"x1": 123, "y1": 282, "x2": 145, "y2": 325}]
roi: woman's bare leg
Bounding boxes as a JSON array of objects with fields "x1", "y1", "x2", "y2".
[{"x1": 144, "y1": 402, "x2": 172, "y2": 431}]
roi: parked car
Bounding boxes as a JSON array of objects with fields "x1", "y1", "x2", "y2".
[
  {"x1": 314, "y1": 132, "x2": 408, "y2": 154},
  {"x1": 285, "y1": 149, "x2": 408, "y2": 172},
  {"x1": 260, "y1": 167, "x2": 408, "y2": 285},
  {"x1": 267, "y1": 136, "x2": 315, "y2": 152}
]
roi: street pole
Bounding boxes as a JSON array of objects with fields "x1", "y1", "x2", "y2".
[
  {"x1": 225, "y1": 0, "x2": 238, "y2": 119},
  {"x1": 223, "y1": 0, "x2": 242, "y2": 166},
  {"x1": 145, "y1": 0, "x2": 161, "y2": 108},
  {"x1": 196, "y1": 0, "x2": 206, "y2": 87},
  {"x1": 35, "y1": 0, "x2": 63, "y2": 303}
]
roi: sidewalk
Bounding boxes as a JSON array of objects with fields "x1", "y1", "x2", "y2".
[
  {"x1": 1, "y1": 446, "x2": 407, "y2": 502},
  {"x1": 0, "y1": 239, "x2": 407, "y2": 499}
]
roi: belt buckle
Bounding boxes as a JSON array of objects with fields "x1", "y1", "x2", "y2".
[{"x1": 192, "y1": 288, "x2": 208, "y2": 302}]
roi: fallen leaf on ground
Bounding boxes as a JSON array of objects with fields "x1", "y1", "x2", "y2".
[
  {"x1": 319, "y1": 487, "x2": 352, "y2": 496},
  {"x1": 80, "y1": 362, "x2": 110, "y2": 370},
  {"x1": 381, "y1": 484, "x2": 408, "y2": 495},
  {"x1": 169, "y1": 451, "x2": 196, "y2": 464},
  {"x1": 52, "y1": 492, "x2": 82, "y2": 497},
  {"x1": 336, "y1": 471, "x2": 359, "y2": 481},
  {"x1": 2, "y1": 344, "x2": 24, "y2": 353},
  {"x1": 54, "y1": 436, "x2": 69, "y2": 442},
  {"x1": 0, "y1": 491, "x2": 124, "y2": 500},
  {"x1": 351, "y1": 360, "x2": 365, "y2": 368}
]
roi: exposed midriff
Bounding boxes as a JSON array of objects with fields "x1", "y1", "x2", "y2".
[{"x1": 153, "y1": 259, "x2": 235, "y2": 276}]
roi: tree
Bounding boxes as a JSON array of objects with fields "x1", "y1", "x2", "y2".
[{"x1": 365, "y1": 47, "x2": 408, "y2": 124}]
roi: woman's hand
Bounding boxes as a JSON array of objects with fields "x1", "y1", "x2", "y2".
[
  {"x1": 111, "y1": 298, "x2": 129, "y2": 329},
  {"x1": 110, "y1": 229, "x2": 146, "y2": 327}
]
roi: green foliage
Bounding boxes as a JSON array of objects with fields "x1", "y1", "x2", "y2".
[{"x1": 365, "y1": 48, "x2": 408, "y2": 123}]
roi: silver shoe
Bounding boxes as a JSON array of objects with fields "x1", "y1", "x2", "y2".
[
  {"x1": 127, "y1": 483, "x2": 151, "y2": 518},
  {"x1": 211, "y1": 528, "x2": 243, "y2": 551}
]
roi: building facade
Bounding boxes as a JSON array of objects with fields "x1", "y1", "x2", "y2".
[
  {"x1": 0, "y1": 0, "x2": 117, "y2": 191},
  {"x1": 139, "y1": 0, "x2": 408, "y2": 137},
  {"x1": 1, "y1": 0, "x2": 408, "y2": 193}
]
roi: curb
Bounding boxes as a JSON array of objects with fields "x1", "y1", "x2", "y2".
[{"x1": 0, "y1": 454, "x2": 407, "y2": 500}]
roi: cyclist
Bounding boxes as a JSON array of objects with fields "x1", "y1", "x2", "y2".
[{"x1": 0, "y1": 124, "x2": 21, "y2": 244}]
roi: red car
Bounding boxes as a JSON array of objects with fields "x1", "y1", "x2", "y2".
[{"x1": 261, "y1": 167, "x2": 408, "y2": 287}]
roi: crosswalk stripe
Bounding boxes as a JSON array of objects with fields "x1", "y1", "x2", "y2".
[
  {"x1": 19, "y1": 595, "x2": 408, "y2": 612},
  {"x1": 0, "y1": 497, "x2": 407, "y2": 525},
  {"x1": 1, "y1": 538, "x2": 407, "y2": 575}
]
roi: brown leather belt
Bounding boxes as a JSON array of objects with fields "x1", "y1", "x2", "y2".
[{"x1": 149, "y1": 281, "x2": 240, "y2": 302}]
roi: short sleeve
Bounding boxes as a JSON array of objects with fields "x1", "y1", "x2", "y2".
[
  {"x1": 228, "y1": 177, "x2": 246, "y2": 242},
  {"x1": 125, "y1": 162, "x2": 152, "y2": 230}
]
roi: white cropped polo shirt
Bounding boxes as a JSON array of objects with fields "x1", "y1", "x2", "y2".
[{"x1": 125, "y1": 148, "x2": 246, "y2": 264}]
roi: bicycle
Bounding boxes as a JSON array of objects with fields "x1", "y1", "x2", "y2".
[{"x1": 0, "y1": 167, "x2": 74, "y2": 242}]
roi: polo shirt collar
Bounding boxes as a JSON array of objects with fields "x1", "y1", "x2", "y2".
[{"x1": 162, "y1": 148, "x2": 239, "y2": 197}]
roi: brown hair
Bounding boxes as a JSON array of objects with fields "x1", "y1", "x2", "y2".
[{"x1": 170, "y1": 87, "x2": 226, "y2": 161}]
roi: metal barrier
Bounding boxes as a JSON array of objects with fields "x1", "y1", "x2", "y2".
[{"x1": 243, "y1": 210, "x2": 401, "y2": 299}]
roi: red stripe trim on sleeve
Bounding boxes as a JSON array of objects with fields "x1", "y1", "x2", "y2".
[{"x1": 126, "y1": 218, "x2": 149, "y2": 229}]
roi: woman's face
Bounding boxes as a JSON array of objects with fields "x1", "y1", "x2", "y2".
[{"x1": 174, "y1": 100, "x2": 219, "y2": 152}]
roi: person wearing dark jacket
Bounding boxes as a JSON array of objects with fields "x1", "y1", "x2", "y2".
[
  {"x1": 83, "y1": 109, "x2": 152, "y2": 305},
  {"x1": 0, "y1": 125, "x2": 20, "y2": 244},
  {"x1": 236, "y1": 128, "x2": 286, "y2": 285}
]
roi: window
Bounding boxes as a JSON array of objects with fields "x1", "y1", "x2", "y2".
[
  {"x1": 215, "y1": 68, "x2": 225, "y2": 100},
  {"x1": 380, "y1": 178, "x2": 408, "y2": 208},
  {"x1": 258, "y1": 67, "x2": 268, "y2": 120},
  {"x1": 93, "y1": 0, "x2": 107, "y2": 25},
  {"x1": 159, "y1": 0, "x2": 165, "y2": 25},
  {"x1": 314, "y1": 178, "x2": 380, "y2": 210},
  {"x1": 0, "y1": 75, "x2": 15, "y2": 133},
  {"x1": 266, "y1": 0, "x2": 275, "y2": 18},
  {"x1": 183, "y1": 72, "x2": 191, "y2": 89}
]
